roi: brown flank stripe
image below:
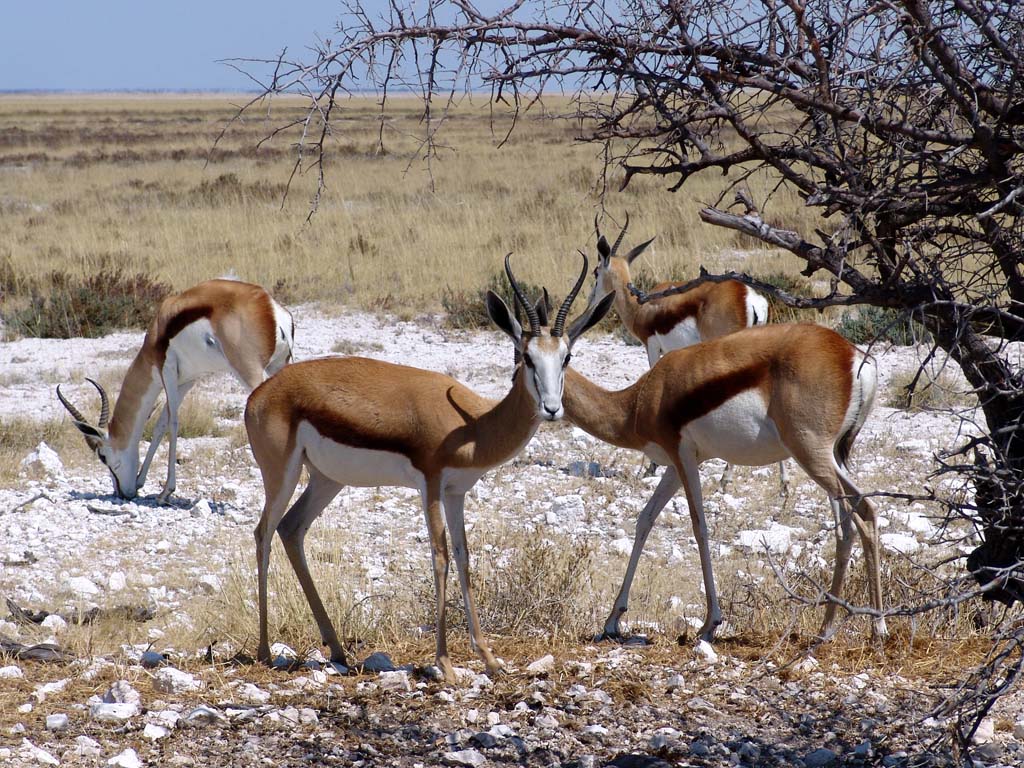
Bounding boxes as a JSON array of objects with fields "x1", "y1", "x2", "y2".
[
  {"x1": 157, "y1": 305, "x2": 214, "y2": 357},
  {"x1": 665, "y1": 362, "x2": 768, "y2": 432}
]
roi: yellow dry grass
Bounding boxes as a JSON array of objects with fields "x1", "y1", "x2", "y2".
[{"x1": 0, "y1": 93, "x2": 817, "y2": 313}]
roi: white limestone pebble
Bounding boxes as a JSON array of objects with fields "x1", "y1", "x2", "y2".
[
  {"x1": 526, "y1": 654, "x2": 555, "y2": 675},
  {"x1": 107, "y1": 747, "x2": 143, "y2": 768}
]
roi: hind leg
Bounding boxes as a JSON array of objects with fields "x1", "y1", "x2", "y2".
[{"x1": 837, "y1": 470, "x2": 887, "y2": 639}]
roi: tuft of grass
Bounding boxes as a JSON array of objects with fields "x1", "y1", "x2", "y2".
[
  {"x1": 834, "y1": 305, "x2": 927, "y2": 346},
  {"x1": 886, "y1": 368, "x2": 975, "y2": 411},
  {"x1": 2, "y1": 253, "x2": 170, "y2": 339},
  {"x1": 442, "y1": 271, "x2": 548, "y2": 329},
  {"x1": 0, "y1": 416, "x2": 86, "y2": 484}
]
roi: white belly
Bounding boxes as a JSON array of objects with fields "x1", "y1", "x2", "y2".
[
  {"x1": 683, "y1": 390, "x2": 790, "y2": 466},
  {"x1": 442, "y1": 467, "x2": 485, "y2": 495},
  {"x1": 298, "y1": 422, "x2": 424, "y2": 489},
  {"x1": 169, "y1": 318, "x2": 234, "y2": 383}
]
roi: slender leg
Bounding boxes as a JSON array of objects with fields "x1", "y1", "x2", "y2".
[
  {"x1": 277, "y1": 467, "x2": 347, "y2": 663},
  {"x1": 675, "y1": 451, "x2": 721, "y2": 642},
  {"x1": 443, "y1": 491, "x2": 500, "y2": 675},
  {"x1": 254, "y1": 453, "x2": 303, "y2": 663},
  {"x1": 601, "y1": 466, "x2": 682, "y2": 639},
  {"x1": 819, "y1": 496, "x2": 855, "y2": 639},
  {"x1": 778, "y1": 460, "x2": 791, "y2": 500},
  {"x1": 156, "y1": 360, "x2": 180, "y2": 504},
  {"x1": 838, "y1": 470, "x2": 888, "y2": 639},
  {"x1": 138, "y1": 380, "x2": 195, "y2": 491},
  {"x1": 719, "y1": 462, "x2": 735, "y2": 493},
  {"x1": 422, "y1": 480, "x2": 455, "y2": 682}
]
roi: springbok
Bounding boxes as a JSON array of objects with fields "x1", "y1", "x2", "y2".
[
  {"x1": 58, "y1": 279, "x2": 294, "y2": 503},
  {"x1": 558, "y1": 319, "x2": 886, "y2": 643},
  {"x1": 244, "y1": 256, "x2": 614, "y2": 681},
  {"x1": 589, "y1": 214, "x2": 788, "y2": 493}
]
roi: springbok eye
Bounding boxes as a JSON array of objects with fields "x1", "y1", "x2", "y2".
[
  {"x1": 563, "y1": 353, "x2": 572, "y2": 368},
  {"x1": 523, "y1": 354, "x2": 535, "y2": 369}
]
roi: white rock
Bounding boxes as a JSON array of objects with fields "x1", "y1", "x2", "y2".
[
  {"x1": 0, "y1": 665, "x2": 24, "y2": 679},
  {"x1": 185, "y1": 705, "x2": 226, "y2": 726},
  {"x1": 104, "y1": 680, "x2": 141, "y2": 705},
  {"x1": 91, "y1": 701, "x2": 140, "y2": 722},
  {"x1": 20, "y1": 442, "x2": 64, "y2": 479},
  {"x1": 73, "y1": 735, "x2": 102, "y2": 756},
  {"x1": 535, "y1": 713, "x2": 559, "y2": 729},
  {"x1": 880, "y1": 533, "x2": 921, "y2": 554},
  {"x1": 443, "y1": 748, "x2": 487, "y2": 767},
  {"x1": 154, "y1": 668, "x2": 203, "y2": 694},
  {"x1": 197, "y1": 575, "x2": 222, "y2": 594},
  {"x1": 237, "y1": 683, "x2": 271, "y2": 704},
  {"x1": 19, "y1": 738, "x2": 60, "y2": 766},
  {"x1": 551, "y1": 495, "x2": 585, "y2": 518},
  {"x1": 270, "y1": 642, "x2": 297, "y2": 658},
  {"x1": 665, "y1": 674, "x2": 685, "y2": 691},
  {"x1": 45, "y1": 713, "x2": 69, "y2": 731},
  {"x1": 149, "y1": 709, "x2": 181, "y2": 729},
  {"x1": 611, "y1": 537, "x2": 634, "y2": 557},
  {"x1": 66, "y1": 576, "x2": 100, "y2": 596},
  {"x1": 972, "y1": 717, "x2": 995, "y2": 744},
  {"x1": 298, "y1": 708, "x2": 319, "y2": 725},
  {"x1": 378, "y1": 670, "x2": 411, "y2": 692},
  {"x1": 526, "y1": 654, "x2": 555, "y2": 675},
  {"x1": 144, "y1": 722, "x2": 171, "y2": 741},
  {"x1": 694, "y1": 640, "x2": 718, "y2": 663},
  {"x1": 155, "y1": 539, "x2": 172, "y2": 553},
  {"x1": 107, "y1": 747, "x2": 143, "y2": 768},
  {"x1": 189, "y1": 499, "x2": 212, "y2": 517},
  {"x1": 734, "y1": 522, "x2": 804, "y2": 555},
  {"x1": 1013, "y1": 718, "x2": 1024, "y2": 740},
  {"x1": 40, "y1": 614, "x2": 67, "y2": 633},
  {"x1": 794, "y1": 656, "x2": 820, "y2": 673},
  {"x1": 583, "y1": 724, "x2": 608, "y2": 735},
  {"x1": 33, "y1": 678, "x2": 69, "y2": 702},
  {"x1": 108, "y1": 571, "x2": 127, "y2": 591}
]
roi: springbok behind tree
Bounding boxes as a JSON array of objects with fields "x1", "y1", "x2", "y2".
[
  {"x1": 58, "y1": 279, "x2": 294, "y2": 503},
  {"x1": 589, "y1": 214, "x2": 788, "y2": 493},
  {"x1": 243, "y1": 256, "x2": 614, "y2": 681},
  {"x1": 558, "y1": 320, "x2": 885, "y2": 643}
]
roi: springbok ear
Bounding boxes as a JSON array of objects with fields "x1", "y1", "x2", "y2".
[
  {"x1": 71, "y1": 421, "x2": 105, "y2": 452},
  {"x1": 486, "y1": 290, "x2": 523, "y2": 345},
  {"x1": 567, "y1": 291, "x2": 615, "y2": 345},
  {"x1": 624, "y1": 236, "x2": 656, "y2": 265},
  {"x1": 597, "y1": 235, "x2": 611, "y2": 261},
  {"x1": 535, "y1": 288, "x2": 552, "y2": 327}
]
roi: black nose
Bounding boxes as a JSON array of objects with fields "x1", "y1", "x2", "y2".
[{"x1": 544, "y1": 405, "x2": 559, "y2": 416}]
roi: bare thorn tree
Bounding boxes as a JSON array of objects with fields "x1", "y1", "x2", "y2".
[{"x1": 233, "y1": 0, "x2": 1024, "y2": 746}]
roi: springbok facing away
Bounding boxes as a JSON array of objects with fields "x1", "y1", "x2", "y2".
[
  {"x1": 588, "y1": 213, "x2": 787, "y2": 493},
  {"x1": 559, "y1": 322, "x2": 886, "y2": 643},
  {"x1": 244, "y1": 257, "x2": 614, "y2": 681},
  {"x1": 58, "y1": 279, "x2": 294, "y2": 503}
]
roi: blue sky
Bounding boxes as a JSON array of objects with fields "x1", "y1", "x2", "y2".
[{"x1": 1, "y1": 1, "x2": 352, "y2": 91}]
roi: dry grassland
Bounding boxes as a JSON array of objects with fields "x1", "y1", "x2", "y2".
[{"x1": 0, "y1": 93, "x2": 820, "y2": 313}]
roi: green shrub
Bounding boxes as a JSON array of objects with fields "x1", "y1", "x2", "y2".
[
  {"x1": 2, "y1": 254, "x2": 170, "y2": 338},
  {"x1": 442, "y1": 271, "x2": 548, "y2": 329},
  {"x1": 835, "y1": 305, "x2": 926, "y2": 346}
]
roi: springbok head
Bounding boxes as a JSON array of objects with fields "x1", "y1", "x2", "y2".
[
  {"x1": 588, "y1": 213, "x2": 656, "y2": 307},
  {"x1": 487, "y1": 253, "x2": 614, "y2": 421},
  {"x1": 57, "y1": 379, "x2": 139, "y2": 499}
]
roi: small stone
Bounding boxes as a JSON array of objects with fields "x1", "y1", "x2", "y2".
[
  {"x1": 793, "y1": 656, "x2": 819, "y2": 673},
  {"x1": 185, "y1": 705, "x2": 226, "y2": 726},
  {"x1": 107, "y1": 747, "x2": 143, "y2": 768},
  {"x1": 237, "y1": 683, "x2": 271, "y2": 704},
  {"x1": 471, "y1": 731, "x2": 498, "y2": 749},
  {"x1": 881, "y1": 752, "x2": 907, "y2": 767},
  {"x1": 154, "y1": 667, "x2": 203, "y2": 694},
  {"x1": 526, "y1": 654, "x2": 555, "y2": 675},
  {"x1": 854, "y1": 740, "x2": 873, "y2": 758},
  {"x1": 583, "y1": 724, "x2": 609, "y2": 735},
  {"x1": 359, "y1": 651, "x2": 396, "y2": 672},
  {"x1": 375, "y1": 670, "x2": 408, "y2": 692},
  {"x1": 443, "y1": 748, "x2": 487, "y2": 767},
  {"x1": 0, "y1": 666, "x2": 24, "y2": 679},
  {"x1": 535, "y1": 713, "x2": 559, "y2": 729},
  {"x1": 19, "y1": 738, "x2": 59, "y2": 766},
  {"x1": 1014, "y1": 718, "x2": 1024, "y2": 739},
  {"x1": 143, "y1": 723, "x2": 170, "y2": 741},
  {"x1": 688, "y1": 742, "x2": 710, "y2": 757},
  {"x1": 45, "y1": 713, "x2": 69, "y2": 731},
  {"x1": 73, "y1": 735, "x2": 102, "y2": 756},
  {"x1": 104, "y1": 680, "x2": 141, "y2": 705},
  {"x1": 694, "y1": 640, "x2": 718, "y2": 663},
  {"x1": 189, "y1": 499, "x2": 212, "y2": 517},
  {"x1": 108, "y1": 571, "x2": 127, "y2": 591},
  {"x1": 803, "y1": 747, "x2": 838, "y2": 767},
  {"x1": 20, "y1": 442, "x2": 64, "y2": 479},
  {"x1": 665, "y1": 674, "x2": 684, "y2": 692},
  {"x1": 141, "y1": 651, "x2": 168, "y2": 668},
  {"x1": 298, "y1": 708, "x2": 319, "y2": 725},
  {"x1": 40, "y1": 614, "x2": 67, "y2": 633},
  {"x1": 67, "y1": 576, "x2": 100, "y2": 596},
  {"x1": 972, "y1": 717, "x2": 996, "y2": 744},
  {"x1": 197, "y1": 575, "x2": 222, "y2": 594},
  {"x1": 91, "y1": 702, "x2": 140, "y2": 722}
]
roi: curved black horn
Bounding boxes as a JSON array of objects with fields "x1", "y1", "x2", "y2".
[
  {"x1": 86, "y1": 378, "x2": 110, "y2": 429},
  {"x1": 504, "y1": 253, "x2": 540, "y2": 333},
  {"x1": 56, "y1": 384, "x2": 89, "y2": 425},
  {"x1": 552, "y1": 252, "x2": 589, "y2": 337},
  {"x1": 609, "y1": 212, "x2": 630, "y2": 258}
]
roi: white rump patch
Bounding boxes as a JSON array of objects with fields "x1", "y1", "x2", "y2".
[{"x1": 745, "y1": 287, "x2": 770, "y2": 327}]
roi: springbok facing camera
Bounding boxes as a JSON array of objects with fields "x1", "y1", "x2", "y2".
[
  {"x1": 244, "y1": 256, "x2": 614, "y2": 681},
  {"x1": 559, "y1": 322, "x2": 886, "y2": 643},
  {"x1": 58, "y1": 279, "x2": 294, "y2": 503},
  {"x1": 589, "y1": 213, "x2": 787, "y2": 493}
]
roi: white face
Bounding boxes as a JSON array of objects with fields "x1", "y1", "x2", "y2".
[
  {"x1": 96, "y1": 443, "x2": 140, "y2": 499},
  {"x1": 587, "y1": 259, "x2": 614, "y2": 309},
  {"x1": 520, "y1": 334, "x2": 572, "y2": 421}
]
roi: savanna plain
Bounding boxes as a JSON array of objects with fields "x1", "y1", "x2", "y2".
[{"x1": 0, "y1": 95, "x2": 1021, "y2": 767}]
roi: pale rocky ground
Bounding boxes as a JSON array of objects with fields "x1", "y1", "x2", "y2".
[{"x1": 1, "y1": 306, "x2": 1022, "y2": 767}]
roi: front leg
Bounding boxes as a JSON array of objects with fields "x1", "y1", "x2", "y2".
[
  {"x1": 676, "y1": 451, "x2": 722, "y2": 642},
  {"x1": 422, "y1": 481, "x2": 456, "y2": 683},
  {"x1": 138, "y1": 380, "x2": 195, "y2": 491},
  {"x1": 156, "y1": 360, "x2": 181, "y2": 505},
  {"x1": 600, "y1": 465, "x2": 682, "y2": 640}
]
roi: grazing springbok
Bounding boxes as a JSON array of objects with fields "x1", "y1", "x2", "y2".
[
  {"x1": 558, "y1": 320, "x2": 885, "y2": 643},
  {"x1": 589, "y1": 214, "x2": 788, "y2": 493},
  {"x1": 244, "y1": 256, "x2": 614, "y2": 681},
  {"x1": 58, "y1": 279, "x2": 294, "y2": 503}
]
